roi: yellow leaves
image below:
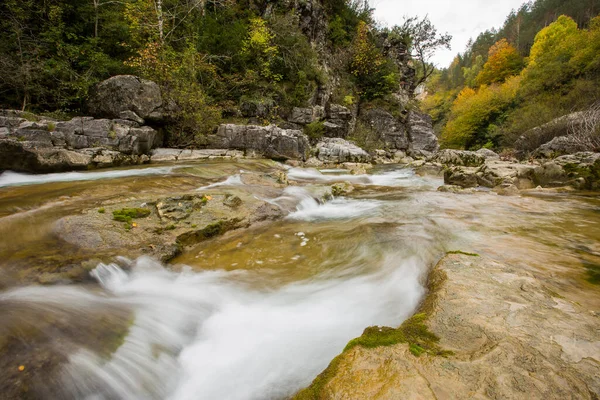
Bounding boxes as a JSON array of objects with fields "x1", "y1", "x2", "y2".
[
  {"x1": 205, "y1": 195, "x2": 213, "y2": 201},
  {"x1": 18, "y1": 365, "x2": 25, "y2": 372},
  {"x1": 241, "y1": 17, "x2": 281, "y2": 81}
]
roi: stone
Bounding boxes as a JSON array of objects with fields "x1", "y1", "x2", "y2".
[
  {"x1": 316, "y1": 138, "x2": 371, "y2": 163},
  {"x1": 360, "y1": 108, "x2": 408, "y2": 150},
  {"x1": 289, "y1": 107, "x2": 324, "y2": 125},
  {"x1": 325, "y1": 104, "x2": 354, "y2": 138},
  {"x1": 444, "y1": 167, "x2": 479, "y2": 188},
  {"x1": 407, "y1": 111, "x2": 439, "y2": 152},
  {"x1": 429, "y1": 149, "x2": 485, "y2": 167},
  {"x1": 239, "y1": 97, "x2": 275, "y2": 118},
  {"x1": 87, "y1": 75, "x2": 164, "y2": 123},
  {"x1": 475, "y1": 148, "x2": 500, "y2": 159},
  {"x1": 208, "y1": 124, "x2": 310, "y2": 161},
  {"x1": 534, "y1": 135, "x2": 588, "y2": 158}
]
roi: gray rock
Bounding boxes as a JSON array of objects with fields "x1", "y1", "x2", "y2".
[
  {"x1": 209, "y1": 124, "x2": 310, "y2": 161},
  {"x1": 444, "y1": 167, "x2": 479, "y2": 188},
  {"x1": 326, "y1": 104, "x2": 354, "y2": 138},
  {"x1": 407, "y1": 111, "x2": 439, "y2": 152},
  {"x1": 476, "y1": 148, "x2": 500, "y2": 159},
  {"x1": 360, "y1": 108, "x2": 408, "y2": 150},
  {"x1": 316, "y1": 138, "x2": 371, "y2": 163},
  {"x1": 289, "y1": 107, "x2": 324, "y2": 125},
  {"x1": 87, "y1": 75, "x2": 164, "y2": 123},
  {"x1": 429, "y1": 149, "x2": 485, "y2": 167},
  {"x1": 534, "y1": 136, "x2": 587, "y2": 158}
]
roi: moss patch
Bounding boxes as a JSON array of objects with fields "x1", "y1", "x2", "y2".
[
  {"x1": 176, "y1": 219, "x2": 242, "y2": 247},
  {"x1": 343, "y1": 313, "x2": 449, "y2": 356},
  {"x1": 112, "y1": 208, "x2": 151, "y2": 224},
  {"x1": 294, "y1": 313, "x2": 450, "y2": 400},
  {"x1": 447, "y1": 250, "x2": 479, "y2": 257}
]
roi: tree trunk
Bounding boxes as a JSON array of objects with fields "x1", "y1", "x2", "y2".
[{"x1": 156, "y1": 0, "x2": 164, "y2": 43}]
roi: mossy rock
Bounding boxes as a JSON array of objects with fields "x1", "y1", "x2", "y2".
[{"x1": 112, "y1": 208, "x2": 151, "y2": 224}]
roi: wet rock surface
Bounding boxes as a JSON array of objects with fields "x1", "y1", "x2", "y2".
[
  {"x1": 296, "y1": 253, "x2": 600, "y2": 399},
  {"x1": 53, "y1": 172, "x2": 287, "y2": 262}
]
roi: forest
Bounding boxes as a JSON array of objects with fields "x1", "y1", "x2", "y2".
[
  {"x1": 422, "y1": 0, "x2": 600, "y2": 153},
  {"x1": 0, "y1": 0, "x2": 450, "y2": 147}
]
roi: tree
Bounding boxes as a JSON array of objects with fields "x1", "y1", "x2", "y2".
[
  {"x1": 475, "y1": 39, "x2": 523, "y2": 86},
  {"x1": 394, "y1": 16, "x2": 452, "y2": 86}
]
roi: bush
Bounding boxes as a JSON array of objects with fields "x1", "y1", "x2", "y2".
[{"x1": 304, "y1": 121, "x2": 325, "y2": 143}]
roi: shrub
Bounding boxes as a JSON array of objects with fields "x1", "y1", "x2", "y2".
[{"x1": 304, "y1": 121, "x2": 325, "y2": 143}]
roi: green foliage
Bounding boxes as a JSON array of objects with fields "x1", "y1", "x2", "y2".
[
  {"x1": 304, "y1": 121, "x2": 325, "y2": 143},
  {"x1": 431, "y1": 11, "x2": 600, "y2": 151},
  {"x1": 350, "y1": 21, "x2": 399, "y2": 100},
  {"x1": 241, "y1": 17, "x2": 282, "y2": 82},
  {"x1": 98, "y1": 208, "x2": 106, "y2": 214}
]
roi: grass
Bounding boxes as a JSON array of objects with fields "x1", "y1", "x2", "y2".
[{"x1": 98, "y1": 208, "x2": 105, "y2": 214}]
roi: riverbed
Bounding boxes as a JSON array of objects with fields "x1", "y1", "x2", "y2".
[{"x1": 0, "y1": 160, "x2": 598, "y2": 399}]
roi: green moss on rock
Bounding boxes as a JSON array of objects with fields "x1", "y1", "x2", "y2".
[{"x1": 112, "y1": 208, "x2": 151, "y2": 224}]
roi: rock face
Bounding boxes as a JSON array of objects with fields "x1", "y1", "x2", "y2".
[
  {"x1": 87, "y1": 75, "x2": 164, "y2": 123},
  {"x1": 208, "y1": 124, "x2": 310, "y2": 161},
  {"x1": 360, "y1": 108, "x2": 409, "y2": 150},
  {"x1": 407, "y1": 111, "x2": 439, "y2": 152},
  {"x1": 297, "y1": 253, "x2": 600, "y2": 399},
  {"x1": 316, "y1": 138, "x2": 371, "y2": 163},
  {"x1": 0, "y1": 110, "x2": 161, "y2": 172}
]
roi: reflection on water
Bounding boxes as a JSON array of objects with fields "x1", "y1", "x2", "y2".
[{"x1": 0, "y1": 160, "x2": 599, "y2": 399}]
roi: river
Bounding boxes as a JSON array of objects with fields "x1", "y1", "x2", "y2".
[{"x1": 0, "y1": 160, "x2": 598, "y2": 399}]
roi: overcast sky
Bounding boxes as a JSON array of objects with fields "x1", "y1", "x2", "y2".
[{"x1": 371, "y1": 0, "x2": 527, "y2": 68}]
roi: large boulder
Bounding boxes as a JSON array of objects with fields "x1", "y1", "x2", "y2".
[
  {"x1": 208, "y1": 124, "x2": 310, "y2": 161},
  {"x1": 534, "y1": 136, "x2": 588, "y2": 158},
  {"x1": 360, "y1": 108, "x2": 409, "y2": 150},
  {"x1": 316, "y1": 138, "x2": 371, "y2": 163},
  {"x1": 407, "y1": 111, "x2": 439, "y2": 152},
  {"x1": 515, "y1": 111, "x2": 586, "y2": 154},
  {"x1": 87, "y1": 75, "x2": 164, "y2": 123}
]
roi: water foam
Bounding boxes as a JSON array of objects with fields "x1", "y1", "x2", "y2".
[
  {"x1": 0, "y1": 167, "x2": 175, "y2": 188},
  {"x1": 287, "y1": 167, "x2": 429, "y2": 187},
  {"x1": 1, "y1": 255, "x2": 426, "y2": 400},
  {"x1": 197, "y1": 174, "x2": 244, "y2": 191}
]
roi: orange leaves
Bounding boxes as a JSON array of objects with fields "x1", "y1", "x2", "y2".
[{"x1": 475, "y1": 39, "x2": 523, "y2": 86}]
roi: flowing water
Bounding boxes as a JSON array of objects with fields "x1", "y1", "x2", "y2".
[{"x1": 0, "y1": 160, "x2": 599, "y2": 400}]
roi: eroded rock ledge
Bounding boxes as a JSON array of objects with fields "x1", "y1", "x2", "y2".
[{"x1": 295, "y1": 253, "x2": 600, "y2": 399}]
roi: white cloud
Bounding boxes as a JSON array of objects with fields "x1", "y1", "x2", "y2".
[{"x1": 371, "y1": 0, "x2": 526, "y2": 67}]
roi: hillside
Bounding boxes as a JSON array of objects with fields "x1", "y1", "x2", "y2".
[{"x1": 421, "y1": 0, "x2": 600, "y2": 154}]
